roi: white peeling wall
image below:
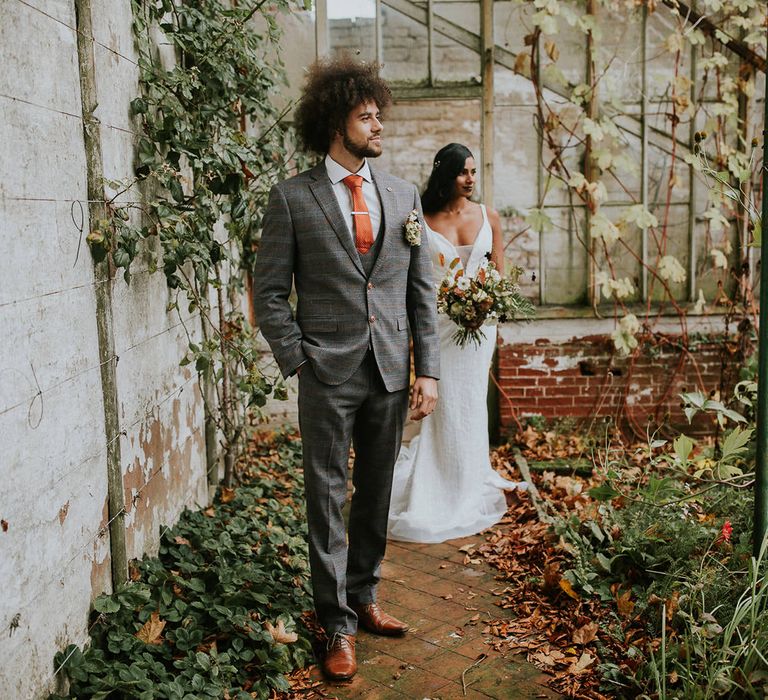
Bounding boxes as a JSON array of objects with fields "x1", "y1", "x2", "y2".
[
  {"x1": 90, "y1": 0, "x2": 208, "y2": 562},
  {"x1": 0, "y1": 1, "x2": 112, "y2": 697},
  {"x1": 0, "y1": 1, "x2": 208, "y2": 696}
]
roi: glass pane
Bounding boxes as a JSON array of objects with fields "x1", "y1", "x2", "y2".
[
  {"x1": 376, "y1": 99, "x2": 482, "y2": 193},
  {"x1": 280, "y1": 9, "x2": 316, "y2": 106},
  {"x1": 541, "y1": 207, "x2": 589, "y2": 305},
  {"x1": 494, "y1": 0, "x2": 585, "y2": 86},
  {"x1": 597, "y1": 6, "x2": 644, "y2": 105},
  {"x1": 647, "y1": 140, "x2": 691, "y2": 207},
  {"x1": 646, "y1": 10, "x2": 694, "y2": 102},
  {"x1": 494, "y1": 65, "x2": 537, "y2": 108},
  {"x1": 593, "y1": 206, "x2": 643, "y2": 305},
  {"x1": 381, "y1": 5, "x2": 429, "y2": 84},
  {"x1": 501, "y1": 213, "x2": 540, "y2": 305},
  {"x1": 494, "y1": 0, "x2": 534, "y2": 56},
  {"x1": 600, "y1": 117, "x2": 642, "y2": 204},
  {"x1": 647, "y1": 203, "x2": 690, "y2": 303},
  {"x1": 693, "y1": 220, "x2": 738, "y2": 304},
  {"x1": 493, "y1": 105, "x2": 539, "y2": 211},
  {"x1": 432, "y1": 2, "x2": 481, "y2": 82},
  {"x1": 539, "y1": 107, "x2": 585, "y2": 209},
  {"x1": 328, "y1": 0, "x2": 377, "y2": 63},
  {"x1": 550, "y1": 5, "x2": 587, "y2": 88}
]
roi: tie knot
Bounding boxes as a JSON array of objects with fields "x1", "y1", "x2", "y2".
[{"x1": 342, "y1": 174, "x2": 363, "y2": 190}]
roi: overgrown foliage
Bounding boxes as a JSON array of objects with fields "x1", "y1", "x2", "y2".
[
  {"x1": 555, "y1": 382, "x2": 767, "y2": 698},
  {"x1": 89, "y1": 0, "x2": 303, "y2": 484},
  {"x1": 517, "y1": 0, "x2": 764, "y2": 308},
  {"x1": 51, "y1": 432, "x2": 312, "y2": 700}
]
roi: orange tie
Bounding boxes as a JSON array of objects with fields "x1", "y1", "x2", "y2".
[{"x1": 342, "y1": 174, "x2": 374, "y2": 254}]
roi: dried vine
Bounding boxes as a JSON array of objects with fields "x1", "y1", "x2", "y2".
[{"x1": 513, "y1": 0, "x2": 765, "y2": 434}]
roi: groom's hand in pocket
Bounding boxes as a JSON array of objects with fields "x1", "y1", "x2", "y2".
[{"x1": 409, "y1": 377, "x2": 438, "y2": 421}]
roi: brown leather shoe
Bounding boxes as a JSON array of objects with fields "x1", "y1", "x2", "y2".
[
  {"x1": 352, "y1": 603, "x2": 409, "y2": 636},
  {"x1": 322, "y1": 632, "x2": 357, "y2": 681}
]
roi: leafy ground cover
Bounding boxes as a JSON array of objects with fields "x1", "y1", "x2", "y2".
[
  {"x1": 52, "y1": 431, "x2": 315, "y2": 700},
  {"x1": 50, "y1": 406, "x2": 767, "y2": 699},
  {"x1": 474, "y1": 414, "x2": 767, "y2": 699}
]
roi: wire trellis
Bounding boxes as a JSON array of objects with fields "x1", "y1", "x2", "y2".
[{"x1": 14, "y1": 0, "x2": 141, "y2": 68}]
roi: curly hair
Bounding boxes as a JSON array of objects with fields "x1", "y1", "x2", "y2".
[
  {"x1": 421, "y1": 143, "x2": 474, "y2": 214},
  {"x1": 294, "y1": 56, "x2": 392, "y2": 155}
]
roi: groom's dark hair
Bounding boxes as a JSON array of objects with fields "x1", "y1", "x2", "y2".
[{"x1": 295, "y1": 55, "x2": 392, "y2": 155}]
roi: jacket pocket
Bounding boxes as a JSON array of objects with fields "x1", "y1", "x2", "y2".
[
  {"x1": 397, "y1": 315, "x2": 408, "y2": 331},
  {"x1": 301, "y1": 317, "x2": 338, "y2": 333}
]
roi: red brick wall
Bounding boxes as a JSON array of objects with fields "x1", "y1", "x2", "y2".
[{"x1": 497, "y1": 335, "x2": 734, "y2": 438}]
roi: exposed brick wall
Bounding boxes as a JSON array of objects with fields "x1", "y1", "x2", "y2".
[{"x1": 497, "y1": 334, "x2": 734, "y2": 438}]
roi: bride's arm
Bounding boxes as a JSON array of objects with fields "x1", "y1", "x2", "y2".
[{"x1": 488, "y1": 207, "x2": 505, "y2": 273}]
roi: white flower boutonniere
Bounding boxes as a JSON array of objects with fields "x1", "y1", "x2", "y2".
[{"x1": 404, "y1": 210, "x2": 422, "y2": 246}]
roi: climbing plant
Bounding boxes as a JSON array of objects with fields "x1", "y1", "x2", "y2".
[
  {"x1": 508, "y1": 0, "x2": 765, "y2": 435},
  {"x1": 89, "y1": 0, "x2": 305, "y2": 484}
]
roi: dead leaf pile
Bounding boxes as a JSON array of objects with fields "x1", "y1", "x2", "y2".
[
  {"x1": 473, "y1": 445, "x2": 653, "y2": 699},
  {"x1": 267, "y1": 667, "x2": 326, "y2": 700},
  {"x1": 514, "y1": 425, "x2": 589, "y2": 462}
]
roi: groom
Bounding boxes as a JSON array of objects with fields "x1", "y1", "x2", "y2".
[{"x1": 253, "y1": 57, "x2": 440, "y2": 680}]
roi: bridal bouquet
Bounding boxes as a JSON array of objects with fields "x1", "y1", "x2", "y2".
[{"x1": 436, "y1": 255, "x2": 535, "y2": 347}]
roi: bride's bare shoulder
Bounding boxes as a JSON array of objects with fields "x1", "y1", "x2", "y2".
[{"x1": 485, "y1": 205, "x2": 501, "y2": 226}]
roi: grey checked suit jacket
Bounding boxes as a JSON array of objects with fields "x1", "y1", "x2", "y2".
[{"x1": 253, "y1": 161, "x2": 440, "y2": 392}]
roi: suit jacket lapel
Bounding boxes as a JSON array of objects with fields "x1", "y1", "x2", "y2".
[
  {"x1": 369, "y1": 167, "x2": 398, "y2": 280},
  {"x1": 308, "y1": 163, "x2": 366, "y2": 278}
]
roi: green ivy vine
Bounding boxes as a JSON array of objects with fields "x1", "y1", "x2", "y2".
[{"x1": 88, "y1": 0, "x2": 306, "y2": 484}]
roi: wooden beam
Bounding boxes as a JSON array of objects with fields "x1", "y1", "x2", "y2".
[
  {"x1": 427, "y1": 0, "x2": 435, "y2": 86},
  {"x1": 641, "y1": 5, "x2": 649, "y2": 300},
  {"x1": 391, "y1": 83, "x2": 483, "y2": 100},
  {"x1": 375, "y1": 0, "x2": 383, "y2": 65},
  {"x1": 316, "y1": 0, "x2": 329, "y2": 58},
  {"x1": 74, "y1": 0, "x2": 128, "y2": 588},
  {"x1": 585, "y1": 0, "x2": 597, "y2": 307},
  {"x1": 481, "y1": 0, "x2": 494, "y2": 209}
]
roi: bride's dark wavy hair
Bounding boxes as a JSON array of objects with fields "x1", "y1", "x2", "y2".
[{"x1": 421, "y1": 143, "x2": 474, "y2": 214}]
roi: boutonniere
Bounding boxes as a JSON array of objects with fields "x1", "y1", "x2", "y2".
[{"x1": 404, "y1": 210, "x2": 422, "y2": 246}]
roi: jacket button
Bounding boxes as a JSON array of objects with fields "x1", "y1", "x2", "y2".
[
  {"x1": 367, "y1": 282, "x2": 374, "y2": 290},
  {"x1": 369, "y1": 315, "x2": 376, "y2": 323}
]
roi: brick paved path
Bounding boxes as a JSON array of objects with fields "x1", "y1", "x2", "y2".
[{"x1": 311, "y1": 536, "x2": 560, "y2": 699}]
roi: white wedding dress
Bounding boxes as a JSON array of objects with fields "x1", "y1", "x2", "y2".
[{"x1": 387, "y1": 205, "x2": 523, "y2": 543}]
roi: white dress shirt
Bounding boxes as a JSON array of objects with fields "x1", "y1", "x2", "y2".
[{"x1": 324, "y1": 154, "x2": 383, "y2": 241}]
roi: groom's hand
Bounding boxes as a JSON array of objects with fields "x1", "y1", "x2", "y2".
[{"x1": 409, "y1": 377, "x2": 438, "y2": 421}]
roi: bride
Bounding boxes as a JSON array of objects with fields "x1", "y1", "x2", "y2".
[{"x1": 388, "y1": 143, "x2": 524, "y2": 544}]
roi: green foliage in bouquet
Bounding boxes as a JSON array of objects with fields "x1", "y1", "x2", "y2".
[{"x1": 436, "y1": 256, "x2": 535, "y2": 348}]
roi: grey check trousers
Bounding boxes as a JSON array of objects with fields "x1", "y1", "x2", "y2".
[{"x1": 298, "y1": 351, "x2": 409, "y2": 634}]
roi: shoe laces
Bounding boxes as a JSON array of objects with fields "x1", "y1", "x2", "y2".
[{"x1": 327, "y1": 632, "x2": 352, "y2": 652}]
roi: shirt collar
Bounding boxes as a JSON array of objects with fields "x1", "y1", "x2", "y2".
[{"x1": 325, "y1": 154, "x2": 373, "y2": 185}]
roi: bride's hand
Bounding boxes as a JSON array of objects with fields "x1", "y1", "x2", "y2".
[{"x1": 409, "y1": 377, "x2": 438, "y2": 421}]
